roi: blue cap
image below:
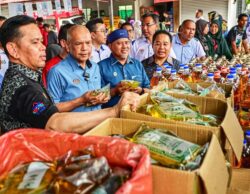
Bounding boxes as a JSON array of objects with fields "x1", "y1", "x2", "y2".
[
  {"x1": 230, "y1": 67, "x2": 236, "y2": 71},
  {"x1": 235, "y1": 64, "x2": 242, "y2": 67},
  {"x1": 156, "y1": 67, "x2": 162, "y2": 72},
  {"x1": 107, "y1": 29, "x2": 129, "y2": 44},
  {"x1": 171, "y1": 69, "x2": 176, "y2": 73},
  {"x1": 195, "y1": 63, "x2": 202, "y2": 67},
  {"x1": 207, "y1": 73, "x2": 214, "y2": 77},
  {"x1": 245, "y1": 130, "x2": 250, "y2": 136}
]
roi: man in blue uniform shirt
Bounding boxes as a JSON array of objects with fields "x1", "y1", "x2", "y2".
[
  {"x1": 47, "y1": 25, "x2": 109, "y2": 112},
  {"x1": 98, "y1": 29, "x2": 150, "y2": 108}
]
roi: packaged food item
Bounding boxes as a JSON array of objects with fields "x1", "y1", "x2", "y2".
[
  {"x1": 198, "y1": 83, "x2": 225, "y2": 99},
  {"x1": 0, "y1": 162, "x2": 56, "y2": 194},
  {"x1": 120, "y1": 80, "x2": 140, "y2": 89},
  {"x1": 131, "y1": 124, "x2": 203, "y2": 169},
  {"x1": 91, "y1": 84, "x2": 111, "y2": 98}
]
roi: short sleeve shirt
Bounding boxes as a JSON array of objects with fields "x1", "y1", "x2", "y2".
[
  {"x1": 142, "y1": 55, "x2": 181, "y2": 80},
  {"x1": 98, "y1": 54, "x2": 150, "y2": 108},
  {"x1": 131, "y1": 37, "x2": 177, "y2": 61},
  {"x1": 226, "y1": 25, "x2": 247, "y2": 48},
  {"x1": 90, "y1": 44, "x2": 111, "y2": 63},
  {"x1": 47, "y1": 54, "x2": 102, "y2": 112},
  {"x1": 172, "y1": 34, "x2": 206, "y2": 64},
  {"x1": 0, "y1": 63, "x2": 58, "y2": 133}
]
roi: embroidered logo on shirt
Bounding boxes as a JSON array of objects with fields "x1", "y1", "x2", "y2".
[
  {"x1": 113, "y1": 72, "x2": 118, "y2": 77},
  {"x1": 73, "y1": 79, "x2": 80, "y2": 84},
  {"x1": 32, "y1": 102, "x2": 46, "y2": 115}
]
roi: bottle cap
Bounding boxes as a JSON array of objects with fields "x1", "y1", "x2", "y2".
[
  {"x1": 207, "y1": 73, "x2": 214, "y2": 77},
  {"x1": 235, "y1": 64, "x2": 242, "y2": 68},
  {"x1": 245, "y1": 130, "x2": 250, "y2": 136},
  {"x1": 171, "y1": 69, "x2": 177, "y2": 74},
  {"x1": 156, "y1": 67, "x2": 162, "y2": 72},
  {"x1": 227, "y1": 74, "x2": 234, "y2": 79},
  {"x1": 195, "y1": 63, "x2": 202, "y2": 67}
]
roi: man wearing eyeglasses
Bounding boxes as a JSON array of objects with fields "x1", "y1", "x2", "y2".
[
  {"x1": 47, "y1": 25, "x2": 109, "y2": 112},
  {"x1": 86, "y1": 18, "x2": 111, "y2": 63},
  {"x1": 131, "y1": 13, "x2": 176, "y2": 62}
]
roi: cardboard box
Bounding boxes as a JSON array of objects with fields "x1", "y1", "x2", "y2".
[
  {"x1": 85, "y1": 118, "x2": 230, "y2": 194},
  {"x1": 229, "y1": 168, "x2": 250, "y2": 191},
  {"x1": 121, "y1": 93, "x2": 243, "y2": 162},
  {"x1": 167, "y1": 81, "x2": 234, "y2": 107}
]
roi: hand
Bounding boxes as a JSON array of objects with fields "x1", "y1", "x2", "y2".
[
  {"x1": 113, "y1": 82, "x2": 131, "y2": 96},
  {"x1": 82, "y1": 91, "x2": 110, "y2": 106},
  {"x1": 129, "y1": 86, "x2": 143, "y2": 94},
  {"x1": 113, "y1": 91, "x2": 140, "y2": 116}
]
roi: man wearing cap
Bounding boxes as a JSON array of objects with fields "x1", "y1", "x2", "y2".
[
  {"x1": 98, "y1": 29, "x2": 150, "y2": 108},
  {"x1": 47, "y1": 25, "x2": 109, "y2": 112}
]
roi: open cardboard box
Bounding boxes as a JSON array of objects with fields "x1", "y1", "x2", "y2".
[
  {"x1": 121, "y1": 93, "x2": 243, "y2": 162},
  {"x1": 85, "y1": 118, "x2": 229, "y2": 194},
  {"x1": 227, "y1": 168, "x2": 250, "y2": 194},
  {"x1": 166, "y1": 81, "x2": 234, "y2": 107}
]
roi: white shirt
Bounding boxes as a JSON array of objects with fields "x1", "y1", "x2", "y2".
[
  {"x1": 0, "y1": 49, "x2": 9, "y2": 88},
  {"x1": 90, "y1": 44, "x2": 111, "y2": 63},
  {"x1": 131, "y1": 37, "x2": 176, "y2": 62}
]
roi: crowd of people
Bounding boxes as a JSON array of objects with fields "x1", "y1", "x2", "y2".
[{"x1": 0, "y1": 11, "x2": 249, "y2": 134}]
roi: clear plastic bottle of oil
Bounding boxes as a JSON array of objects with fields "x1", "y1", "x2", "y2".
[
  {"x1": 192, "y1": 64, "x2": 202, "y2": 82},
  {"x1": 150, "y1": 67, "x2": 163, "y2": 88}
]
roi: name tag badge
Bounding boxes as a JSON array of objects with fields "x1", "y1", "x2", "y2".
[{"x1": 73, "y1": 79, "x2": 80, "y2": 84}]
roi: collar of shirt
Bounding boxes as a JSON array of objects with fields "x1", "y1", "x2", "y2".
[
  {"x1": 67, "y1": 54, "x2": 92, "y2": 72},
  {"x1": 9, "y1": 63, "x2": 41, "y2": 82},
  {"x1": 174, "y1": 34, "x2": 192, "y2": 47},
  {"x1": 93, "y1": 44, "x2": 105, "y2": 52},
  {"x1": 145, "y1": 55, "x2": 174, "y2": 67},
  {"x1": 110, "y1": 54, "x2": 134, "y2": 66}
]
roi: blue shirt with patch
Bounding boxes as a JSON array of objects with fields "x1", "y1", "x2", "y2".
[
  {"x1": 47, "y1": 54, "x2": 101, "y2": 112},
  {"x1": 98, "y1": 54, "x2": 150, "y2": 108}
]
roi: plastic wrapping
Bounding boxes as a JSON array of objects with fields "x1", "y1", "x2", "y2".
[
  {"x1": 120, "y1": 80, "x2": 140, "y2": 89},
  {"x1": 91, "y1": 84, "x2": 111, "y2": 98},
  {"x1": 0, "y1": 129, "x2": 152, "y2": 194}
]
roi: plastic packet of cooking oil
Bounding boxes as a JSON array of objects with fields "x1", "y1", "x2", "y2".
[
  {"x1": 146, "y1": 102, "x2": 199, "y2": 122},
  {"x1": 131, "y1": 124, "x2": 201, "y2": 168},
  {"x1": 199, "y1": 84, "x2": 225, "y2": 99},
  {"x1": 120, "y1": 80, "x2": 140, "y2": 89},
  {"x1": 90, "y1": 167, "x2": 131, "y2": 194},
  {"x1": 54, "y1": 148, "x2": 111, "y2": 194},
  {"x1": 150, "y1": 92, "x2": 200, "y2": 113},
  {"x1": 173, "y1": 79, "x2": 195, "y2": 94},
  {"x1": 55, "y1": 157, "x2": 111, "y2": 194},
  {"x1": 180, "y1": 143, "x2": 210, "y2": 171},
  {"x1": 0, "y1": 162, "x2": 56, "y2": 194},
  {"x1": 91, "y1": 84, "x2": 111, "y2": 98}
]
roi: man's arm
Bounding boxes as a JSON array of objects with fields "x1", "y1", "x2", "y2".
[
  {"x1": 231, "y1": 40, "x2": 238, "y2": 55},
  {"x1": 45, "y1": 92, "x2": 139, "y2": 133},
  {"x1": 242, "y1": 39, "x2": 249, "y2": 54}
]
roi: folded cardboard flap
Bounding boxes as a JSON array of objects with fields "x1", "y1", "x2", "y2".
[
  {"x1": 221, "y1": 106, "x2": 244, "y2": 161},
  {"x1": 121, "y1": 93, "x2": 243, "y2": 163},
  {"x1": 199, "y1": 134, "x2": 229, "y2": 194},
  {"x1": 85, "y1": 118, "x2": 229, "y2": 194}
]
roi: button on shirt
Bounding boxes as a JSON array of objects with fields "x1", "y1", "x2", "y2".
[
  {"x1": 0, "y1": 63, "x2": 58, "y2": 133},
  {"x1": 98, "y1": 54, "x2": 150, "y2": 108},
  {"x1": 172, "y1": 34, "x2": 206, "y2": 64},
  {"x1": 90, "y1": 44, "x2": 111, "y2": 63},
  {"x1": 131, "y1": 37, "x2": 177, "y2": 61},
  {"x1": 47, "y1": 54, "x2": 101, "y2": 112}
]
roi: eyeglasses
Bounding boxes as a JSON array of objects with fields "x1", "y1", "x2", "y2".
[
  {"x1": 94, "y1": 29, "x2": 108, "y2": 34},
  {"x1": 141, "y1": 23, "x2": 156, "y2": 27}
]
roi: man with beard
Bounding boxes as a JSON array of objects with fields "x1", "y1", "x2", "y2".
[
  {"x1": 0, "y1": 15, "x2": 139, "y2": 134},
  {"x1": 98, "y1": 29, "x2": 150, "y2": 108},
  {"x1": 172, "y1": 19, "x2": 206, "y2": 64}
]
